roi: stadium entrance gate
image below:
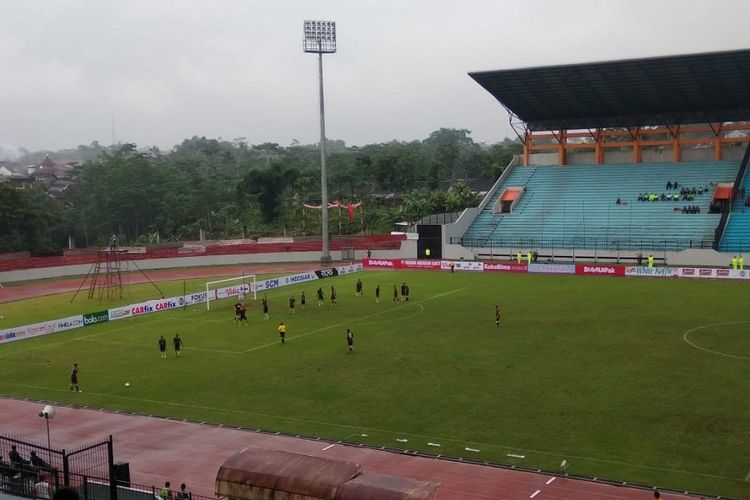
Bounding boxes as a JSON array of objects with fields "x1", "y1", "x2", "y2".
[{"x1": 417, "y1": 224, "x2": 442, "y2": 259}]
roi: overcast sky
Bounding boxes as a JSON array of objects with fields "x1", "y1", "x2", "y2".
[{"x1": 1, "y1": 0, "x2": 748, "y2": 156}]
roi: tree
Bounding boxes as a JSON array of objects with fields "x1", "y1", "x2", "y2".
[{"x1": 237, "y1": 164, "x2": 298, "y2": 223}]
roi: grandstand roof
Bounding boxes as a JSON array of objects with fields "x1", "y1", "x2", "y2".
[{"x1": 469, "y1": 49, "x2": 750, "y2": 131}]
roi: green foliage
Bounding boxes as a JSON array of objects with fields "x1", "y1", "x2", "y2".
[
  {"x1": 0, "y1": 272, "x2": 747, "y2": 498},
  {"x1": 0, "y1": 183, "x2": 65, "y2": 252},
  {"x1": 6, "y1": 130, "x2": 522, "y2": 249}
]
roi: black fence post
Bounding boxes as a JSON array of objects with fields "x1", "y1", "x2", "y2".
[
  {"x1": 108, "y1": 435, "x2": 117, "y2": 500},
  {"x1": 63, "y1": 450, "x2": 70, "y2": 487}
]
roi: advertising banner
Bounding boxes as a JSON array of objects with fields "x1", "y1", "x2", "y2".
[
  {"x1": 184, "y1": 291, "x2": 208, "y2": 306},
  {"x1": 314, "y1": 268, "x2": 339, "y2": 279},
  {"x1": 362, "y1": 258, "x2": 395, "y2": 269},
  {"x1": 575, "y1": 264, "x2": 625, "y2": 277},
  {"x1": 398, "y1": 259, "x2": 442, "y2": 270},
  {"x1": 335, "y1": 263, "x2": 363, "y2": 275},
  {"x1": 108, "y1": 306, "x2": 132, "y2": 322},
  {"x1": 214, "y1": 284, "x2": 251, "y2": 300},
  {"x1": 624, "y1": 267, "x2": 675, "y2": 277},
  {"x1": 24, "y1": 320, "x2": 57, "y2": 340},
  {"x1": 83, "y1": 310, "x2": 110, "y2": 326},
  {"x1": 0, "y1": 325, "x2": 29, "y2": 344},
  {"x1": 482, "y1": 262, "x2": 528, "y2": 273},
  {"x1": 677, "y1": 267, "x2": 750, "y2": 280},
  {"x1": 55, "y1": 315, "x2": 85, "y2": 333},
  {"x1": 454, "y1": 261, "x2": 483, "y2": 272},
  {"x1": 528, "y1": 263, "x2": 576, "y2": 274}
]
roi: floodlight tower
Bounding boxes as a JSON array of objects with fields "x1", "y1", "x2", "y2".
[{"x1": 303, "y1": 20, "x2": 336, "y2": 264}]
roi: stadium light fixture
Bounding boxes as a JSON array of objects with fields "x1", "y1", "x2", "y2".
[
  {"x1": 38, "y1": 405, "x2": 55, "y2": 463},
  {"x1": 303, "y1": 20, "x2": 337, "y2": 264}
]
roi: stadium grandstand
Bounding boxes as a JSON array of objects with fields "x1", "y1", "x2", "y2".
[{"x1": 443, "y1": 49, "x2": 750, "y2": 261}]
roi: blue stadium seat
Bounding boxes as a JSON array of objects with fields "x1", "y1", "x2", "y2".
[{"x1": 463, "y1": 162, "x2": 740, "y2": 251}]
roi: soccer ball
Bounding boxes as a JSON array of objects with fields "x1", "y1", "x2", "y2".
[{"x1": 124, "y1": 383, "x2": 130, "y2": 388}]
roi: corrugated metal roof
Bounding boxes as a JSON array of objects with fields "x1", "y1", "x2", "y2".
[{"x1": 469, "y1": 48, "x2": 750, "y2": 130}]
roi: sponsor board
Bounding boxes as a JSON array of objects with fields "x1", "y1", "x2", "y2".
[
  {"x1": 455, "y1": 261, "x2": 483, "y2": 272},
  {"x1": 215, "y1": 284, "x2": 251, "y2": 300},
  {"x1": 283, "y1": 272, "x2": 318, "y2": 285},
  {"x1": 83, "y1": 310, "x2": 109, "y2": 326},
  {"x1": 108, "y1": 306, "x2": 132, "y2": 321},
  {"x1": 482, "y1": 262, "x2": 528, "y2": 273},
  {"x1": 624, "y1": 267, "x2": 675, "y2": 277},
  {"x1": 678, "y1": 267, "x2": 750, "y2": 280},
  {"x1": 362, "y1": 259, "x2": 395, "y2": 268},
  {"x1": 185, "y1": 291, "x2": 208, "y2": 306},
  {"x1": 335, "y1": 263, "x2": 363, "y2": 275},
  {"x1": 528, "y1": 263, "x2": 576, "y2": 274},
  {"x1": 315, "y1": 268, "x2": 339, "y2": 279},
  {"x1": 575, "y1": 265, "x2": 625, "y2": 277},
  {"x1": 24, "y1": 320, "x2": 57, "y2": 340},
  {"x1": 56, "y1": 315, "x2": 85, "y2": 332},
  {"x1": 399, "y1": 259, "x2": 442, "y2": 270},
  {"x1": 0, "y1": 326, "x2": 29, "y2": 344}
]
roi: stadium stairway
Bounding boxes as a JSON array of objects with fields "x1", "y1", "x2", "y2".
[
  {"x1": 462, "y1": 162, "x2": 740, "y2": 250},
  {"x1": 718, "y1": 173, "x2": 750, "y2": 253}
]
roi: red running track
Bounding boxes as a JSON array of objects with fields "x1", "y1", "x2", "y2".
[{"x1": 0, "y1": 398, "x2": 698, "y2": 500}]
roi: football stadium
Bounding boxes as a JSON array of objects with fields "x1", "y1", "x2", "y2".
[{"x1": 2, "y1": 41, "x2": 750, "y2": 500}]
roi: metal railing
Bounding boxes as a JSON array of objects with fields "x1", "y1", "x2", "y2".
[{"x1": 456, "y1": 236, "x2": 716, "y2": 253}]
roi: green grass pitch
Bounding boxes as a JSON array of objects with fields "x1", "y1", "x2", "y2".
[{"x1": 0, "y1": 270, "x2": 748, "y2": 497}]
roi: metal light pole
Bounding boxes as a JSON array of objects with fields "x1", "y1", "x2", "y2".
[
  {"x1": 39, "y1": 405, "x2": 55, "y2": 464},
  {"x1": 303, "y1": 20, "x2": 337, "y2": 264}
]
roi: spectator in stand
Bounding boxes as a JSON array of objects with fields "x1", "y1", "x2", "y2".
[
  {"x1": 175, "y1": 483, "x2": 190, "y2": 500},
  {"x1": 666, "y1": 181, "x2": 672, "y2": 190},
  {"x1": 160, "y1": 481, "x2": 172, "y2": 500},
  {"x1": 616, "y1": 197, "x2": 621, "y2": 205},
  {"x1": 9, "y1": 446, "x2": 28, "y2": 467},
  {"x1": 745, "y1": 196, "x2": 750, "y2": 208},
  {"x1": 35, "y1": 473, "x2": 52, "y2": 499},
  {"x1": 30, "y1": 451, "x2": 49, "y2": 470}
]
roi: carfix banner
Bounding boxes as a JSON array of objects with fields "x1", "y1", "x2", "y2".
[{"x1": 575, "y1": 264, "x2": 625, "y2": 277}]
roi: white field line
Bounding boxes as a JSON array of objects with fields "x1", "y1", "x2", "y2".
[
  {"x1": 682, "y1": 321, "x2": 750, "y2": 361},
  {"x1": 322, "y1": 443, "x2": 336, "y2": 451},
  {"x1": 0, "y1": 380, "x2": 744, "y2": 483},
  {"x1": 529, "y1": 489, "x2": 541, "y2": 498},
  {"x1": 545, "y1": 477, "x2": 556, "y2": 485}
]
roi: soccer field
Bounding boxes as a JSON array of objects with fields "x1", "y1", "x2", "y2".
[{"x1": 0, "y1": 270, "x2": 748, "y2": 497}]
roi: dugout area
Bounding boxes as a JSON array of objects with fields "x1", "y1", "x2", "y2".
[{"x1": 215, "y1": 447, "x2": 438, "y2": 500}]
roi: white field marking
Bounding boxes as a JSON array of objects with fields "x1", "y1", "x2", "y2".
[
  {"x1": 0, "y1": 379, "x2": 743, "y2": 484},
  {"x1": 76, "y1": 335, "x2": 239, "y2": 355},
  {"x1": 745, "y1": 469, "x2": 750, "y2": 481},
  {"x1": 322, "y1": 443, "x2": 336, "y2": 451},
  {"x1": 465, "y1": 447, "x2": 480, "y2": 452},
  {"x1": 545, "y1": 477, "x2": 556, "y2": 485},
  {"x1": 361, "y1": 433, "x2": 368, "y2": 437},
  {"x1": 173, "y1": 317, "x2": 226, "y2": 324},
  {"x1": 427, "y1": 442, "x2": 441, "y2": 447},
  {"x1": 529, "y1": 489, "x2": 541, "y2": 498},
  {"x1": 682, "y1": 321, "x2": 750, "y2": 361},
  {"x1": 0, "y1": 315, "x2": 175, "y2": 360},
  {"x1": 507, "y1": 453, "x2": 525, "y2": 459}
]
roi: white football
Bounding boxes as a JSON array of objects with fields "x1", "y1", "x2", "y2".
[{"x1": 125, "y1": 383, "x2": 130, "y2": 387}]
